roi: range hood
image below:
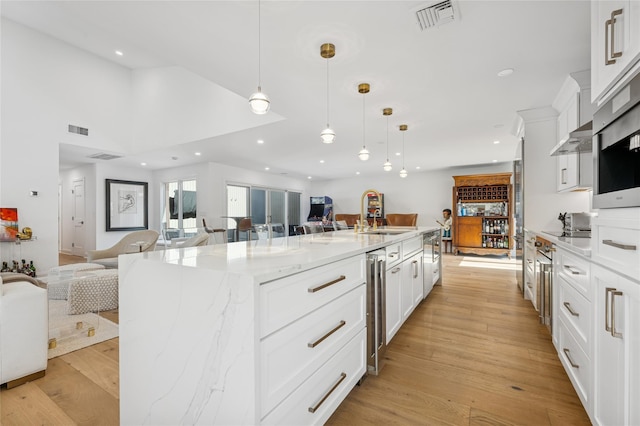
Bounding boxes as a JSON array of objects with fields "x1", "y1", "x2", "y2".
[{"x1": 549, "y1": 121, "x2": 593, "y2": 156}]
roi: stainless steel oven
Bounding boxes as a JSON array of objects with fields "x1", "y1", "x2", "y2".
[
  {"x1": 593, "y1": 71, "x2": 640, "y2": 209},
  {"x1": 535, "y1": 236, "x2": 553, "y2": 333}
]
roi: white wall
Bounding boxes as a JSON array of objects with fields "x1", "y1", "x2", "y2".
[
  {"x1": 1, "y1": 19, "x2": 134, "y2": 272},
  {"x1": 310, "y1": 163, "x2": 513, "y2": 227},
  {"x1": 518, "y1": 108, "x2": 591, "y2": 232}
]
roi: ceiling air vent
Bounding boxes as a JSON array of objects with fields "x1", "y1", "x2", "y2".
[
  {"x1": 68, "y1": 124, "x2": 89, "y2": 136},
  {"x1": 88, "y1": 153, "x2": 122, "y2": 161},
  {"x1": 413, "y1": 0, "x2": 458, "y2": 31}
]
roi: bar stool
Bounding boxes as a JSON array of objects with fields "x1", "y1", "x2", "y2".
[{"x1": 442, "y1": 237, "x2": 453, "y2": 253}]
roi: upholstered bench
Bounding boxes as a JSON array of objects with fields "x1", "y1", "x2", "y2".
[{"x1": 66, "y1": 269, "x2": 119, "y2": 315}]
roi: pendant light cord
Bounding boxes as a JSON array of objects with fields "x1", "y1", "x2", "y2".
[
  {"x1": 362, "y1": 93, "x2": 366, "y2": 149},
  {"x1": 257, "y1": 0, "x2": 262, "y2": 89},
  {"x1": 326, "y1": 58, "x2": 330, "y2": 127},
  {"x1": 386, "y1": 116, "x2": 390, "y2": 161},
  {"x1": 402, "y1": 132, "x2": 405, "y2": 169}
]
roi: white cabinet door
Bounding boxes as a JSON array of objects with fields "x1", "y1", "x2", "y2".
[
  {"x1": 412, "y1": 253, "x2": 424, "y2": 305},
  {"x1": 557, "y1": 154, "x2": 579, "y2": 192},
  {"x1": 385, "y1": 264, "x2": 402, "y2": 343},
  {"x1": 592, "y1": 0, "x2": 640, "y2": 103},
  {"x1": 401, "y1": 258, "x2": 414, "y2": 321},
  {"x1": 593, "y1": 265, "x2": 640, "y2": 426}
]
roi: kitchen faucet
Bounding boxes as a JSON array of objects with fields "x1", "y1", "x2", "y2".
[{"x1": 359, "y1": 189, "x2": 381, "y2": 232}]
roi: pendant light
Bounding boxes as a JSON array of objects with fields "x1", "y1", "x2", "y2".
[
  {"x1": 399, "y1": 124, "x2": 408, "y2": 178},
  {"x1": 320, "y1": 43, "x2": 336, "y2": 143},
  {"x1": 358, "y1": 83, "x2": 370, "y2": 161},
  {"x1": 249, "y1": 0, "x2": 270, "y2": 114},
  {"x1": 383, "y1": 108, "x2": 393, "y2": 171}
]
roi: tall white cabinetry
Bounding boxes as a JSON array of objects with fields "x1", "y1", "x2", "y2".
[
  {"x1": 592, "y1": 264, "x2": 640, "y2": 426},
  {"x1": 591, "y1": 1, "x2": 640, "y2": 104},
  {"x1": 386, "y1": 236, "x2": 424, "y2": 344},
  {"x1": 551, "y1": 70, "x2": 593, "y2": 192}
]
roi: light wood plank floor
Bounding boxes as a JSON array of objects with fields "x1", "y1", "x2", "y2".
[{"x1": 1, "y1": 253, "x2": 590, "y2": 425}]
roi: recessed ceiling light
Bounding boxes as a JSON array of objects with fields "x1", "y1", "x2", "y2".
[
  {"x1": 497, "y1": 68, "x2": 514, "y2": 77},
  {"x1": 308, "y1": 176, "x2": 312, "y2": 179},
  {"x1": 319, "y1": 160, "x2": 325, "y2": 164},
  {"x1": 493, "y1": 140, "x2": 500, "y2": 144},
  {"x1": 395, "y1": 152, "x2": 401, "y2": 156},
  {"x1": 257, "y1": 139, "x2": 264, "y2": 144},
  {"x1": 416, "y1": 166, "x2": 421, "y2": 170},
  {"x1": 265, "y1": 167, "x2": 270, "y2": 171},
  {"x1": 195, "y1": 152, "x2": 201, "y2": 156},
  {"x1": 140, "y1": 162, "x2": 147, "y2": 166},
  {"x1": 115, "y1": 50, "x2": 124, "y2": 56},
  {"x1": 492, "y1": 159, "x2": 498, "y2": 163},
  {"x1": 356, "y1": 171, "x2": 360, "y2": 175}
]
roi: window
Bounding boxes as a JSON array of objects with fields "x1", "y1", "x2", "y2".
[{"x1": 161, "y1": 179, "x2": 197, "y2": 232}]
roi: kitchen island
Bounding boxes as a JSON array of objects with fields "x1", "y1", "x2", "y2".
[{"x1": 118, "y1": 227, "x2": 436, "y2": 425}]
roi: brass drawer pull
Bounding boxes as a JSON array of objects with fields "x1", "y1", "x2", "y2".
[
  {"x1": 563, "y1": 302, "x2": 579, "y2": 317},
  {"x1": 391, "y1": 267, "x2": 401, "y2": 274},
  {"x1": 388, "y1": 251, "x2": 399, "y2": 258},
  {"x1": 308, "y1": 372, "x2": 347, "y2": 413},
  {"x1": 611, "y1": 289, "x2": 623, "y2": 338},
  {"x1": 308, "y1": 320, "x2": 346, "y2": 348},
  {"x1": 308, "y1": 275, "x2": 346, "y2": 293},
  {"x1": 563, "y1": 348, "x2": 579, "y2": 369},
  {"x1": 602, "y1": 239, "x2": 637, "y2": 251},
  {"x1": 563, "y1": 265, "x2": 582, "y2": 275}
]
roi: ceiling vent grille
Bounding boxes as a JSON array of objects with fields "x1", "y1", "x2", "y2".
[
  {"x1": 413, "y1": 0, "x2": 458, "y2": 31},
  {"x1": 87, "y1": 153, "x2": 122, "y2": 160},
  {"x1": 68, "y1": 124, "x2": 89, "y2": 136}
]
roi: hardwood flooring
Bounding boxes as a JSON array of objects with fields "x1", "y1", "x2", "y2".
[{"x1": 0, "y1": 253, "x2": 590, "y2": 425}]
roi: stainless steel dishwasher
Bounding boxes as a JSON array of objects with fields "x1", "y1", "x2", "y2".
[{"x1": 423, "y1": 229, "x2": 442, "y2": 298}]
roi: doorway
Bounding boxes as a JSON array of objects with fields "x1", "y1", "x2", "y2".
[{"x1": 71, "y1": 178, "x2": 86, "y2": 257}]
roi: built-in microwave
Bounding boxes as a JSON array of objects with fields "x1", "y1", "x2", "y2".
[{"x1": 592, "y1": 72, "x2": 640, "y2": 209}]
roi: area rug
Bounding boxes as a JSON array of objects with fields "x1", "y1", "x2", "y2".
[{"x1": 48, "y1": 299, "x2": 119, "y2": 359}]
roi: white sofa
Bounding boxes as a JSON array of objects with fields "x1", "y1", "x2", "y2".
[{"x1": 0, "y1": 274, "x2": 48, "y2": 388}]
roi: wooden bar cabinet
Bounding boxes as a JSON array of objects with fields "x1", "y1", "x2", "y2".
[{"x1": 452, "y1": 173, "x2": 513, "y2": 258}]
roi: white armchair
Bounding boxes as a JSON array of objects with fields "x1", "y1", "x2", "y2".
[
  {"x1": 0, "y1": 274, "x2": 48, "y2": 388},
  {"x1": 87, "y1": 229, "x2": 159, "y2": 268}
]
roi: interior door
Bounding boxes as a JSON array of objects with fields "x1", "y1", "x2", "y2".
[{"x1": 72, "y1": 178, "x2": 86, "y2": 256}]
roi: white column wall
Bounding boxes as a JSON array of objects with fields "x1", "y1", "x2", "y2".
[{"x1": 518, "y1": 108, "x2": 591, "y2": 232}]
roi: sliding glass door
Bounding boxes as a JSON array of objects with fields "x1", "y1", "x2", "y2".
[{"x1": 226, "y1": 184, "x2": 300, "y2": 240}]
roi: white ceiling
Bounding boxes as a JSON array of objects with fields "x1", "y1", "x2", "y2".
[{"x1": 1, "y1": 0, "x2": 591, "y2": 180}]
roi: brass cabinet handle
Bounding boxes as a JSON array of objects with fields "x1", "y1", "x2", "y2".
[
  {"x1": 605, "y1": 287, "x2": 615, "y2": 333},
  {"x1": 563, "y1": 265, "x2": 582, "y2": 275},
  {"x1": 563, "y1": 348, "x2": 580, "y2": 369},
  {"x1": 307, "y1": 320, "x2": 346, "y2": 348},
  {"x1": 526, "y1": 281, "x2": 533, "y2": 289},
  {"x1": 388, "y1": 251, "x2": 399, "y2": 258},
  {"x1": 611, "y1": 289, "x2": 623, "y2": 338},
  {"x1": 308, "y1": 372, "x2": 347, "y2": 413},
  {"x1": 563, "y1": 302, "x2": 579, "y2": 317},
  {"x1": 391, "y1": 267, "x2": 401, "y2": 274},
  {"x1": 308, "y1": 275, "x2": 346, "y2": 293},
  {"x1": 602, "y1": 239, "x2": 637, "y2": 251},
  {"x1": 610, "y1": 9, "x2": 623, "y2": 59}
]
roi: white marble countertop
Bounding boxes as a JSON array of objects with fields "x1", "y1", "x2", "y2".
[
  {"x1": 131, "y1": 227, "x2": 437, "y2": 283},
  {"x1": 533, "y1": 230, "x2": 592, "y2": 257}
]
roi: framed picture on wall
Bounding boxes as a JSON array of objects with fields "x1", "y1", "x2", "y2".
[
  {"x1": 0, "y1": 207, "x2": 19, "y2": 241},
  {"x1": 106, "y1": 179, "x2": 148, "y2": 231}
]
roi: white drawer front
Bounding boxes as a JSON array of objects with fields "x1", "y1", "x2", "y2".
[
  {"x1": 557, "y1": 249, "x2": 591, "y2": 300},
  {"x1": 261, "y1": 329, "x2": 366, "y2": 426},
  {"x1": 402, "y1": 236, "x2": 422, "y2": 259},
  {"x1": 386, "y1": 242, "x2": 402, "y2": 268},
  {"x1": 594, "y1": 225, "x2": 640, "y2": 281},
  {"x1": 260, "y1": 255, "x2": 364, "y2": 337},
  {"x1": 558, "y1": 319, "x2": 591, "y2": 408},
  {"x1": 260, "y1": 285, "x2": 365, "y2": 417},
  {"x1": 557, "y1": 275, "x2": 591, "y2": 355}
]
